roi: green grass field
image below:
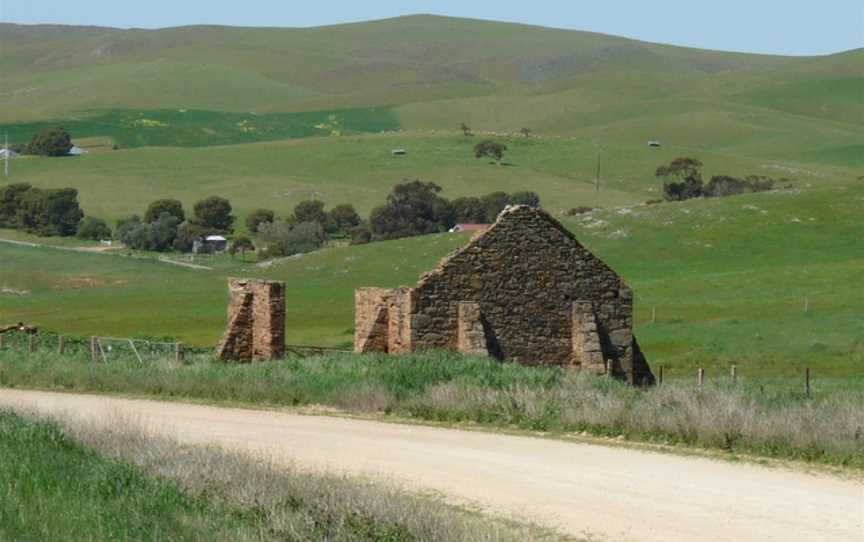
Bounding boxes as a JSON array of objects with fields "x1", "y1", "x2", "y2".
[
  {"x1": 1, "y1": 107, "x2": 399, "y2": 148},
  {"x1": 3, "y1": 128, "x2": 860, "y2": 226},
  {"x1": 0, "y1": 410, "x2": 269, "y2": 540},
  {"x1": 2, "y1": 180, "x2": 862, "y2": 375},
  {"x1": 0, "y1": 15, "x2": 861, "y2": 377}
]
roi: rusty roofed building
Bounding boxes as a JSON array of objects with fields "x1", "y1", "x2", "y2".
[{"x1": 354, "y1": 205, "x2": 654, "y2": 385}]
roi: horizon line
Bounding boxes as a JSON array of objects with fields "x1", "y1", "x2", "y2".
[{"x1": 1, "y1": 13, "x2": 860, "y2": 58}]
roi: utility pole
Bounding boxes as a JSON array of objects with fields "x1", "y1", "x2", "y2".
[
  {"x1": 4, "y1": 134, "x2": 8, "y2": 178},
  {"x1": 595, "y1": 149, "x2": 601, "y2": 193}
]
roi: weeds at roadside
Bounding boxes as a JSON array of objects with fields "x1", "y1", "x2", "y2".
[
  {"x1": 1, "y1": 349, "x2": 862, "y2": 469},
  {"x1": 0, "y1": 409, "x2": 564, "y2": 541}
]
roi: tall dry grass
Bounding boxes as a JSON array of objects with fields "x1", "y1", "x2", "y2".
[
  {"x1": 52, "y1": 411, "x2": 563, "y2": 542},
  {"x1": 1, "y1": 348, "x2": 862, "y2": 467},
  {"x1": 404, "y1": 374, "x2": 864, "y2": 465}
]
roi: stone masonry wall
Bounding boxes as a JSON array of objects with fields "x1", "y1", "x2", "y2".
[
  {"x1": 217, "y1": 278, "x2": 285, "y2": 362},
  {"x1": 411, "y1": 206, "x2": 633, "y2": 365},
  {"x1": 353, "y1": 206, "x2": 654, "y2": 385},
  {"x1": 354, "y1": 288, "x2": 413, "y2": 354}
]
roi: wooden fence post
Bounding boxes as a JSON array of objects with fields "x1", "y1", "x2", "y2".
[
  {"x1": 58, "y1": 335, "x2": 65, "y2": 354},
  {"x1": 90, "y1": 337, "x2": 98, "y2": 363},
  {"x1": 697, "y1": 368, "x2": 704, "y2": 392},
  {"x1": 730, "y1": 365, "x2": 737, "y2": 383},
  {"x1": 27, "y1": 334, "x2": 34, "y2": 354},
  {"x1": 658, "y1": 365, "x2": 663, "y2": 386},
  {"x1": 0, "y1": 334, "x2": 4, "y2": 349},
  {"x1": 805, "y1": 368, "x2": 811, "y2": 398},
  {"x1": 175, "y1": 342, "x2": 184, "y2": 364}
]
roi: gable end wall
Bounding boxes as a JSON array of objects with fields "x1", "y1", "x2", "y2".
[{"x1": 409, "y1": 206, "x2": 633, "y2": 367}]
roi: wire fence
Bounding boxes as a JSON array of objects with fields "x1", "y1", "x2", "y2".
[
  {"x1": 650, "y1": 363, "x2": 861, "y2": 397},
  {"x1": 0, "y1": 331, "x2": 185, "y2": 364},
  {"x1": 0, "y1": 331, "x2": 857, "y2": 396},
  {"x1": 0, "y1": 330, "x2": 351, "y2": 364}
]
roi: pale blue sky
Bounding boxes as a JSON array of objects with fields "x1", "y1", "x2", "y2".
[{"x1": 1, "y1": 0, "x2": 861, "y2": 56}]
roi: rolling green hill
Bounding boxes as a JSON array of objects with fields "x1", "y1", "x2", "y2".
[
  {"x1": 1, "y1": 15, "x2": 860, "y2": 133},
  {"x1": 1, "y1": 181, "x2": 862, "y2": 375},
  {"x1": 0, "y1": 15, "x2": 861, "y2": 375}
]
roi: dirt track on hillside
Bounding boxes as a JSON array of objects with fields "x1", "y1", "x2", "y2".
[{"x1": 1, "y1": 389, "x2": 860, "y2": 541}]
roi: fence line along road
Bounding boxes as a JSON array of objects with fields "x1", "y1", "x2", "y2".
[
  {"x1": 0, "y1": 331, "x2": 853, "y2": 390},
  {"x1": 0, "y1": 331, "x2": 352, "y2": 363}
]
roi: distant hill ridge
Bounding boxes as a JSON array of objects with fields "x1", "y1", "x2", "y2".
[{"x1": 0, "y1": 15, "x2": 860, "y2": 126}]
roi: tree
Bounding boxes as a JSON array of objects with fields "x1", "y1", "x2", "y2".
[
  {"x1": 0, "y1": 183, "x2": 32, "y2": 228},
  {"x1": 704, "y1": 175, "x2": 747, "y2": 198},
  {"x1": 451, "y1": 196, "x2": 486, "y2": 223},
  {"x1": 173, "y1": 222, "x2": 213, "y2": 252},
  {"x1": 656, "y1": 158, "x2": 704, "y2": 201},
  {"x1": 293, "y1": 200, "x2": 327, "y2": 226},
  {"x1": 328, "y1": 204, "x2": 360, "y2": 235},
  {"x1": 148, "y1": 213, "x2": 181, "y2": 251},
  {"x1": 120, "y1": 213, "x2": 180, "y2": 252},
  {"x1": 15, "y1": 187, "x2": 83, "y2": 236},
  {"x1": 144, "y1": 199, "x2": 185, "y2": 224},
  {"x1": 76, "y1": 216, "x2": 111, "y2": 240},
  {"x1": 480, "y1": 191, "x2": 511, "y2": 223},
  {"x1": 26, "y1": 127, "x2": 73, "y2": 157},
  {"x1": 510, "y1": 191, "x2": 540, "y2": 207},
  {"x1": 257, "y1": 220, "x2": 325, "y2": 259},
  {"x1": 520, "y1": 127, "x2": 532, "y2": 138},
  {"x1": 245, "y1": 208, "x2": 275, "y2": 233},
  {"x1": 115, "y1": 215, "x2": 142, "y2": 241},
  {"x1": 460, "y1": 122, "x2": 473, "y2": 137},
  {"x1": 349, "y1": 226, "x2": 372, "y2": 245},
  {"x1": 369, "y1": 180, "x2": 454, "y2": 241},
  {"x1": 474, "y1": 140, "x2": 507, "y2": 164},
  {"x1": 191, "y1": 196, "x2": 234, "y2": 233},
  {"x1": 229, "y1": 234, "x2": 255, "y2": 259}
]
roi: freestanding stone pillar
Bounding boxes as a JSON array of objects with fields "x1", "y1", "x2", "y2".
[
  {"x1": 457, "y1": 302, "x2": 488, "y2": 356},
  {"x1": 571, "y1": 301, "x2": 605, "y2": 374},
  {"x1": 216, "y1": 278, "x2": 285, "y2": 362}
]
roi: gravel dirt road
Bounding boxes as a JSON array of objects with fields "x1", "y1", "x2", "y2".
[{"x1": 1, "y1": 389, "x2": 860, "y2": 541}]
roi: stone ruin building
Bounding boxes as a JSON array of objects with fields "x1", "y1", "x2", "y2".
[
  {"x1": 354, "y1": 205, "x2": 655, "y2": 385},
  {"x1": 217, "y1": 278, "x2": 286, "y2": 362}
]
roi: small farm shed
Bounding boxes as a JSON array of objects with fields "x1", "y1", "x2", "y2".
[
  {"x1": 193, "y1": 235, "x2": 228, "y2": 254},
  {"x1": 354, "y1": 205, "x2": 654, "y2": 385},
  {"x1": 0, "y1": 149, "x2": 19, "y2": 159},
  {"x1": 391, "y1": 149, "x2": 406, "y2": 156},
  {"x1": 68, "y1": 145, "x2": 89, "y2": 156},
  {"x1": 648, "y1": 140, "x2": 662, "y2": 148}
]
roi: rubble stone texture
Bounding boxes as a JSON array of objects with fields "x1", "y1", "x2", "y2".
[
  {"x1": 217, "y1": 278, "x2": 286, "y2": 362},
  {"x1": 354, "y1": 205, "x2": 654, "y2": 385}
]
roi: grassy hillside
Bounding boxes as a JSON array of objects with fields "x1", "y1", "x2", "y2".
[
  {"x1": 0, "y1": 16, "x2": 860, "y2": 137},
  {"x1": 0, "y1": 15, "x2": 861, "y2": 377},
  {"x1": 2, "y1": 181, "x2": 862, "y2": 375},
  {"x1": 0, "y1": 16, "x2": 801, "y2": 120},
  {"x1": 3, "y1": 129, "x2": 860, "y2": 225},
  {"x1": 0, "y1": 19, "x2": 859, "y2": 222},
  {"x1": 0, "y1": 108, "x2": 399, "y2": 148}
]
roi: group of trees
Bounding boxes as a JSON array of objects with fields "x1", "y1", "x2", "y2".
[
  {"x1": 117, "y1": 196, "x2": 235, "y2": 252},
  {"x1": 25, "y1": 127, "x2": 74, "y2": 157},
  {"x1": 247, "y1": 200, "x2": 361, "y2": 259},
  {"x1": 366, "y1": 180, "x2": 540, "y2": 242},
  {"x1": 4, "y1": 127, "x2": 76, "y2": 157},
  {"x1": 656, "y1": 158, "x2": 774, "y2": 201},
  {"x1": 0, "y1": 183, "x2": 84, "y2": 237}
]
